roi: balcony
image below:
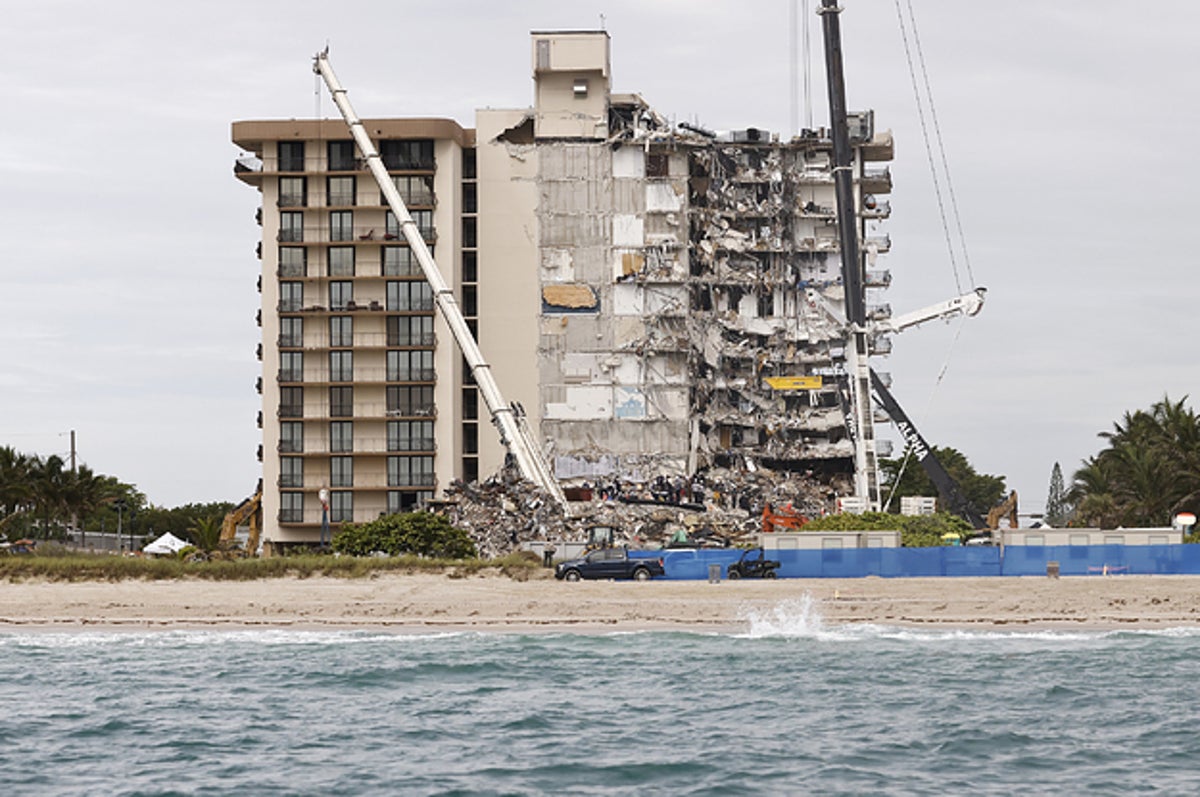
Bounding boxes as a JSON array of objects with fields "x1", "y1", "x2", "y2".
[
  {"x1": 277, "y1": 229, "x2": 304, "y2": 243},
  {"x1": 277, "y1": 369, "x2": 304, "y2": 383},
  {"x1": 386, "y1": 368, "x2": 437, "y2": 383},
  {"x1": 389, "y1": 436, "x2": 436, "y2": 452}
]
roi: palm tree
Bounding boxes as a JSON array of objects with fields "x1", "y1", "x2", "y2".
[
  {"x1": 1071, "y1": 396, "x2": 1200, "y2": 527},
  {"x1": 186, "y1": 515, "x2": 223, "y2": 552},
  {"x1": 0, "y1": 446, "x2": 36, "y2": 530}
]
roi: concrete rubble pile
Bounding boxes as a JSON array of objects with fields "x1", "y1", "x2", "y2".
[{"x1": 439, "y1": 465, "x2": 843, "y2": 557}]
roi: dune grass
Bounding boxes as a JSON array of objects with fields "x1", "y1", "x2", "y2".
[{"x1": 0, "y1": 550, "x2": 545, "y2": 583}]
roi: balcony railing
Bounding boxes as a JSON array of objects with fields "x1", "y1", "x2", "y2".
[
  {"x1": 389, "y1": 473, "x2": 437, "y2": 488},
  {"x1": 389, "y1": 437, "x2": 436, "y2": 452},
  {"x1": 386, "y1": 368, "x2": 437, "y2": 383},
  {"x1": 277, "y1": 229, "x2": 304, "y2": 243}
]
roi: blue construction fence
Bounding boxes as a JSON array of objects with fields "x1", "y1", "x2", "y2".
[{"x1": 630, "y1": 544, "x2": 1200, "y2": 579}]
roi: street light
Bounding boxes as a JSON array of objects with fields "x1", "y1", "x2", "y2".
[{"x1": 319, "y1": 487, "x2": 330, "y2": 548}]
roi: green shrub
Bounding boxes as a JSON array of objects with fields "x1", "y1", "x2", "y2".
[
  {"x1": 333, "y1": 512, "x2": 476, "y2": 559},
  {"x1": 800, "y1": 511, "x2": 973, "y2": 547}
]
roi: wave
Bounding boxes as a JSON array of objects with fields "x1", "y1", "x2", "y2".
[
  {"x1": 732, "y1": 594, "x2": 1200, "y2": 644},
  {"x1": 0, "y1": 628, "x2": 468, "y2": 649}
]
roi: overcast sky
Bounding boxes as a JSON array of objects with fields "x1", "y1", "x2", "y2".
[{"x1": 1, "y1": 1, "x2": 1196, "y2": 512}]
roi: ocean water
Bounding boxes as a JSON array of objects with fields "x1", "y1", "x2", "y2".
[{"x1": 2, "y1": 598, "x2": 1199, "y2": 796}]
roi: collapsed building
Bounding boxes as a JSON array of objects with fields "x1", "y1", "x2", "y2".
[
  {"x1": 516, "y1": 33, "x2": 895, "y2": 488},
  {"x1": 234, "y1": 30, "x2": 897, "y2": 549}
]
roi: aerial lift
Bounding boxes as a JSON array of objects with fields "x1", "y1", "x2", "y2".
[
  {"x1": 820, "y1": 0, "x2": 987, "y2": 518},
  {"x1": 312, "y1": 51, "x2": 569, "y2": 514}
]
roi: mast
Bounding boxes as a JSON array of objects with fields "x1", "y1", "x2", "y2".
[
  {"x1": 312, "y1": 52, "x2": 568, "y2": 513},
  {"x1": 819, "y1": 0, "x2": 881, "y2": 509}
]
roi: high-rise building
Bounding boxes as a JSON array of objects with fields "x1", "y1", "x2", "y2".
[{"x1": 234, "y1": 31, "x2": 893, "y2": 549}]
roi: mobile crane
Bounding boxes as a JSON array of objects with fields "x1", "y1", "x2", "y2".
[
  {"x1": 312, "y1": 51, "x2": 569, "y2": 514},
  {"x1": 820, "y1": 0, "x2": 987, "y2": 519}
]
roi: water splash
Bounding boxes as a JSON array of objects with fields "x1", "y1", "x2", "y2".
[{"x1": 739, "y1": 594, "x2": 827, "y2": 638}]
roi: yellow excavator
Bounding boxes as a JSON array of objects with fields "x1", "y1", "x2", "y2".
[
  {"x1": 219, "y1": 486, "x2": 263, "y2": 555},
  {"x1": 986, "y1": 490, "x2": 1019, "y2": 531}
]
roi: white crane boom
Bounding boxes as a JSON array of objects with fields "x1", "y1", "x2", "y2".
[
  {"x1": 875, "y1": 287, "x2": 986, "y2": 335},
  {"x1": 312, "y1": 51, "x2": 568, "y2": 513}
]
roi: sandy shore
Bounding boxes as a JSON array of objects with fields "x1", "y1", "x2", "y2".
[{"x1": 3, "y1": 573, "x2": 1200, "y2": 633}]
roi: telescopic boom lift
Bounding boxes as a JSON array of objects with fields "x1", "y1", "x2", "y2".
[{"x1": 312, "y1": 51, "x2": 569, "y2": 513}]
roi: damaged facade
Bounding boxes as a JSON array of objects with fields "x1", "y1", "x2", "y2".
[
  {"x1": 233, "y1": 29, "x2": 896, "y2": 546},
  {"x1": 514, "y1": 31, "x2": 896, "y2": 490}
]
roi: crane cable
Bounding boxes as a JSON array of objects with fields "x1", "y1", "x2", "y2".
[
  {"x1": 892, "y1": 0, "x2": 975, "y2": 292},
  {"x1": 882, "y1": 1, "x2": 979, "y2": 510}
]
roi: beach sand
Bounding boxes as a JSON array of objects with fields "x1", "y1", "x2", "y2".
[{"x1": 3, "y1": 572, "x2": 1200, "y2": 632}]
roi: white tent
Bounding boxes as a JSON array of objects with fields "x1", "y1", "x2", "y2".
[{"x1": 143, "y1": 532, "x2": 191, "y2": 555}]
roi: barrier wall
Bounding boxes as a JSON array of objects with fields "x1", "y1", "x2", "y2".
[{"x1": 635, "y1": 544, "x2": 1200, "y2": 579}]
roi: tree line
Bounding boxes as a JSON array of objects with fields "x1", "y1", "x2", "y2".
[
  {"x1": 0, "y1": 445, "x2": 232, "y2": 545},
  {"x1": 1065, "y1": 396, "x2": 1200, "y2": 528}
]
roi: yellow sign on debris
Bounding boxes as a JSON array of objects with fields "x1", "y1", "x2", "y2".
[{"x1": 764, "y1": 376, "x2": 823, "y2": 391}]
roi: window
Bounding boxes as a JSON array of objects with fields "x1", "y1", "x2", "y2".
[
  {"x1": 1104, "y1": 536, "x2": 1125, "y2": 546},
  {"x1": 1025, "y1": 535, "x2": 1045, "y2": 547},
  {"x1": 462, "y1": 388, "x2": 478, "y2": 421},
  {"x1": 387, "y1": 385, "x2": 434, "y2": 417},
  {"x1": 329, "y1": 386, "x2": 353, "y2": 417},
  {"x1": 330, "y1": 456, "x2": 353, "y2": 488},
  {"x1": 387, "y1": 175, "x2": 433, "y2": 206},
  {"x1": 327, "y1": 175, "x2": 355, "y2": 206},
  {"x1": 280, "y1": 492, "x2": 305, "y2": 522},
  {"x1": 573, "y1": 78, "x2": 588, "y2": 98},
  {"x1": 279, "y1": 281, "x2": 303, "y2": 312},
  {"x1": 278, "y1": 247, "x2": 306, "y2": 278},
  {"x1": 646, "y1": 152, "x2": 669, "y2": 178},
  {"x1": 279, "y1": 211, "x2": 304, "y2": 242},
  {"x1": 383, "y1": 246, "x2": 420, "y2": 277},
  {"x1": 278, "y1": 141, "x2": 305, "y2": 172},
  {"x1": 462, "y1": 182, "x2": 477, "y2": 214},
  {"x1": 388, "y1": 420, "x2": 435, "y2": 451},
  {"x1": 388, "y1": 490, "x2": 433, "y2": 513},
  {"x1": 758, "y1": 290, "x2": 774, "y2": 318},
  {"x1": 388, "y1": 456, "x2": 435, "y2": 487},
  {"x1": 279, "y1": 386, "x2": 304, "y2": 418},
  {"x1": 278, "y1": 176, "x2": 306, "y2": 207},
  {"x1": 462, "y1": 217, "x2": 476, "y2": 248},
  {"x1": 462, "y1": 285, "x2": 477, "y2": 317},
  {"x1": 327, "y1": 140, "x2": 356, "y2": 171},
  {"x1": 387, "y1": 316, "x2": 434, "y2": 346},
  {"x1": 279, "y1": 421, "x2": 304, "y2": 453},
  {"x1": 463, "y1": 422, "x2": 478, "y2": 455},
  {"x1": 279, "y1": 352, "x2": 304, "y2": 383},
  {"x1": 280, "y1": 457, "x2": 304, "y2": 488},
  {"x1": 1069, "y1": 534, "x2": 1090, "y2": 547},
  {"x1": 330, "y1": 421, "x2": 353, "y2": 452},
  {"x1": 329, "y1": 316, "x2": 353, "y2": 347},
  {"x1": 330, "y1": 211, "x2": 353, "y2": 242},
  {"x1": 380, "y1": 139, "x2": 434, "y2": 170},
  {"x1": 330, "y1": 491, "x2": 353, "y2": 523},
  {"x1": 387, "y1": 350, "x2": 434, "y2": 382},
  {"x1": 329, "y1": 351, "x2": 353, "y2": 382},
  {"x1": 387, "y1": 281, "x2": 433, "y2": 312},
  {"x1": 462, "y1": 148, "x2": 476, "y2": 179},
  {"x1": 462, "y1": 251, "x2": 477, "y2": 282},
  {"x1": 328, "y1": 247, "x2": 355, "y2": 277},
  {"x1": 386, "y1": 209, "x2": 434, "y2": 241},
  {"x1": 462, "y1": 457, "x2": 478, "y2": 484},
  {"x1": 329, "y1": 281, "x2": 353, "y2": 311},
  {"x1": 279, "y1": 318, "x2": 303, "y2": 348}
]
